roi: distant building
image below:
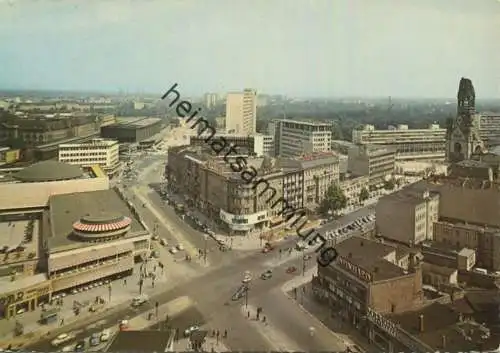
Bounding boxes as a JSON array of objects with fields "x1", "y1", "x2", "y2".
[
  {"x1": 376, "y1": 188, "x2": 439, "y2": 246},
  {"x1": 352, "y1": 124, "x2": 446, "y2": 162},
  {"x1": 58, "y1": 138, "x2": 120, "y2": 176},
  {"x1": 348, "y1": 145, "x2": 396, "y2": 187},
  {"x1": 189, "y1": 133, "x2": 274, "y2": 157},
  {"x1": 225, "y1": 89, "x2": 257, "y2": 135},
  {"x1": 0, "y1": 147, "x2": 20, "y2": 165},
  {"x1": 204, "y1": 93, "x2": 219, "y2": 109},
  {"x1": 274, "y1": 119, "x2": 332, "y2": 157},
  {"x1": 479, "y1": 113, "x2": 500, "y2": 147},
  {"x1": 100, "y1": 117, "x2": 162, "y2": 143}
]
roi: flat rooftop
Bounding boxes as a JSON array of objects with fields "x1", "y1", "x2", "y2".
[
  {"x1": 379, "y1": 186, "x2": 439, "y2": 205},
  {"x1": 46, "y1": 189, "x2": 146, "y2": 252},
  {"x1": 106, "y1": 331, "x2": 168, "y2": 352},
  {"x1": 108, "y1": 117, "x2": 162, "y2": 129},
  {"x1": 330, "y1": 236, "x2": 407, "y2": 281}
]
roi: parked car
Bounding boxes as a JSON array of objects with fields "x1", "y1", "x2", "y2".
[
  {"x1": 286, "y1": 266, "x2": 297, "y2": 274},
  {"x1": 100, "y1": 329, "x2": 111, "y2": 342}
]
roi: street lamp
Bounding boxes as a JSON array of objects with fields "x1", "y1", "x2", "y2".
[
  {"x1": 203, "y1": 234, "x2": 208, "y2": 265},
  {"x1": 108, "y1": 284, "x2": 112, "y2": 303}
]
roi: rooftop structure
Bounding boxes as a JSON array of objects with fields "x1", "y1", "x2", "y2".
[
  {"x1": 46, "y1": 189, "x2": 146, "y2": 252},
  {"x1": 13, "y1": 161, "x2": 83, "y2": 182}
]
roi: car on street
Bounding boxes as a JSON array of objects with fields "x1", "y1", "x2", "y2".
[
  {"x1": 260, "y1": 270, "x2": 272, "y2": 280},
  {"x1": 169, "y1": 247, "x2": 178, "y2": 254},
  {"x1": 100, "y1": 329, "x2": 111, "y2": 342},
  {"x1": 51, "y1": 333, "x2": 74, "y2": 347},
  {"x1": 74, "y1": 341, "x2": 85, "y2": 352},
  {"x1": 160, "y1": 238, "x2": 168, "y2": 246},
  {"x1": 131, "y1": 294, "x2": 149, "y2": 307},
  {"x1": 242, "y1": 274, "x2": 252, "y2": 283},
  {"x1": 184, "y1": 325, "x2": 200, "y2": 336},
  {"x1": 90, "y1": 333, "x2": 100, "y2": 347},
  {"x1": 286, "y1": 266, "x2": 297, "y2": 274},
  {"x1": 176, "y1": 243, "x2": 185, "y2": 251}
]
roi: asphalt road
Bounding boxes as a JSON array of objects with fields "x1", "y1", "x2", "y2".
[{"x1": 27, "y1": 152, "x2": 375, "y2": 352}]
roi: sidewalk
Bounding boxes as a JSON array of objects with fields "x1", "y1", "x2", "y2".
[
  {"x1": 285, "y1": 281, "x2": 370, "y2": 351},
  {"x1": 175, "y1": 336, "x2": 230, "y2": 352},
  {"x1": 0, "y1": 258, "x2": 184, "y2": 349},
  {"x1": 239, "y1": 304, "x2": 301, "y2": 352}
]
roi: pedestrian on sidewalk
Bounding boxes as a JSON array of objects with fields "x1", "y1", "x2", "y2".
[
  {"x1": 124, "y1": 279, "x2": 127, "y2": 286},
  {"x1": 247, "y1": 311, "x2": 250, "y2": 318},
  {"x1": 223, "y1": 329, "x2": 227, "y2": 338}
]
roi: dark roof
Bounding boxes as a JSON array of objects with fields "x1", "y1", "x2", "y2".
[
  {"x1": 388, "y1": 302, "x2": 499, "y2": 352},
  {"x1": 107, "y1": 331, "x2": 168, "y2": 352},
  {"x1": 330, "y1": 237, "x2": 406, "y2": 281},
  {"x1": 46, "y1": 189, "x2": 146, "y2": 252},
  {"x1": 14, "y1": 161, "x2": 83, "y2": 182}
]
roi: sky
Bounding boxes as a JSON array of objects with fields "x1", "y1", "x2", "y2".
[{"x1": 0, "y1": 0, "x2": 499, "y2": 98}]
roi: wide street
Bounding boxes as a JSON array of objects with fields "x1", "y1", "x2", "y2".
[{"x1": 27, "y1": 138, "x2": 375, "y2": 352}]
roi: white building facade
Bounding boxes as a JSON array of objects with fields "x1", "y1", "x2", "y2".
[{"x1": 58, "y1": 138, "x2": 120, "y2": 176}]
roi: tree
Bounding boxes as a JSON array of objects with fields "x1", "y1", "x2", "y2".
[
  {"x1": 320, "y1": 183, "x2": 347, "y2": 215},
  {"x1": 383, "y1": 179, "x2": 395, "y2": 190},
  {"x1": 358, "y1": 187, "x2": 370, "y2": 203}
]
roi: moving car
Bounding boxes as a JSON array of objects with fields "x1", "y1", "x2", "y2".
[
  {"x1": 51, "y1": 333, "x2": 74, "y2": 347},
  {"x1": 131, "y1": 294, "x2": 149, "y2": 307},
  {"x1": 176, "y1": 243, "x2": 185, "y2": 251},
  {"x1": 260, "y1": 270, "x2": 272, "y2": 280},
  {"x1": 184, "y1": 325, "x2": 200, "y2": 337},
  {"x1": 169, "y1": 247, "x2": 178, "y2": 254},
  {"x1": 286, "y1": 266, "x2": 297, "y2": 274},
  {"x1": 160, "y1": 238, "x2": 168, "y2": 246}
]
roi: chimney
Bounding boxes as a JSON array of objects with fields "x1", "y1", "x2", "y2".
[
  {"x1": 441, "y1": 334, "x2": 446, "y2": 349},
  {"x1": 419, "y1": 314, "x2": 424, "y2": 332}
]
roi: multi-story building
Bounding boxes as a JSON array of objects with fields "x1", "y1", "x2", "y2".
[
  {"x1": 100, "y1": 117, "x2": 162, "y2": 143},
  {"x1": 274, "y1": 119, "x2": 332, "y2": 157},
  {"x1": 278, "y1": 153, "x2": 340, "y2": 210},
  {"x1": 225, "y1": 89, "x2": 257, "y2": 135},
  {"x1": 167, "y1": 147, "x2": 283, "y2": 235},
  {"x1": 340, "y1": 174, "x2": 370, "y2": 208},
  {"x1": 58, "y1": 138, "x2": 120, "y2": 176},
  {"x1": 479, "y1": 113, "x2": 500, "y2": 147},
  {"x1": 352, "y1": 124, "x2": 446, "y2": 162},
  {"x1": 189, "y1": 133, "x2": 274, "y2": 157},
  {"x1": 348, "y1": 145, "x2": 396, "y2": 187},
  {"x1": 204, "y1": 93, "x2": 219, "y2": 109},
  {"x1": 376, "y1": 188, "x2": 439, "y2": 246},
  {"x1": 313, "y1": 236, "x2": 424, "y2": 352},
  {"x1": 433, "y1": 221, "x2": 500, "y2": 271}
]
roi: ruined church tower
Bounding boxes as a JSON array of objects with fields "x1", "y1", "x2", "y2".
[{"x1": 446, "y1": 77, "x2": 485, "y2": 163}]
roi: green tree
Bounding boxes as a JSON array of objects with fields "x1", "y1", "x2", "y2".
[
  {"x1": 358, "y1": 187, "x2": 370, "y2": 203},
  {"x1": 383, "y1": 179, "x2": 395, "y2": 190},
  {"x1": 320, "y1": 183, "x2": 347, "y2": 215}
]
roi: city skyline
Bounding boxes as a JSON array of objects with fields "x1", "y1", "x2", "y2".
[{"x1": 0, "y1": 0, "x2": 499, "y2": 98}]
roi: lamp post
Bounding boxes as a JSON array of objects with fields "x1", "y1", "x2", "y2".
[
  {"x1": 108, "y1": 284, "x2": 112, "y2": 303},
  {"x1": 203, "y1": 234, "x2": 208, "y2": 265}
]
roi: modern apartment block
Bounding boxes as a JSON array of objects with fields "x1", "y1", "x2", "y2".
[
  {"x1": 376, "y1": 188, "x2": 440, "y2": 246},
  {"x1": 352, "y1": 124, "x2": 446, "y2": 162},
  {"x1": 58, "y1": 138, "x2": 120, "y2": 176},
  {"x1": 274, "y1": 119, "x2": 332, "y2": 157},
  {"x1": 189, "y1": 133, "x2": 274, "y2": 157},
  {"x1": 203, "y1": 93, "x2": 219, "y2": 109},
  {"x1": 225, "y1": 89, "x2": 257, "y2": 135},
  {"x1": 348, "y1": 145, "x2": 396, "y2": 187},
  {"x1": 479, "y1": 113, "x2": 500, "y2": 147}
]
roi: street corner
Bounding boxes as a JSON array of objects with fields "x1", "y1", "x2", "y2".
[{"x1": 280, "y1": 267, "x2": 316, "y2": 294}]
